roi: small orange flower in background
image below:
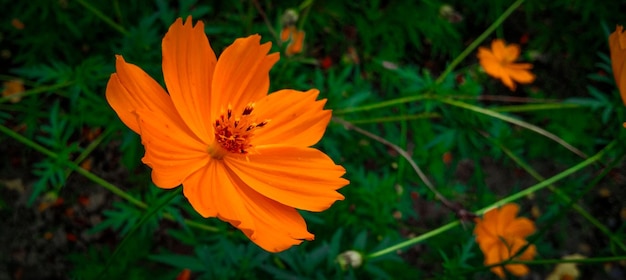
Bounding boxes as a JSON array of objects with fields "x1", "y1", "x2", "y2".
[
  {"x1": 609, "y1": 25, "x2": 626, "y2": 106},
  {"x1": 176, "y1": 269, "x2": 191, "y2": 280},
  {"x1": 105, "y1": 16, "x2": 348, "y2": 252},
  {"x1": 474, "y1": 203, "x2": 537, "y2": 278},
  {"x1": 477, "y1": 39, "x2": 535, "y2": 91},
  {"x1": 11, "y1": 18, "x2": 25, "y2": 30},
  {"x1": 280, "y1": 9, "x2": 305, "y2": 56},
  {"x1": 2, "y1": 79, "x2": 25, "y2": 103},
  {"x1": 286, "y1": 28, "x2": 306, "y2": 56},
  {"x1": 281, "y1": 25, "x2": 305, "y2": 56}
]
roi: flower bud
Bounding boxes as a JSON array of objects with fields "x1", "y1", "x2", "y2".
[{"x1": 337, "y1": 250, "x2": 363, "y2": 270}]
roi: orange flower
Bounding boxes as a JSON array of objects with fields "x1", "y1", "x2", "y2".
[
  {"x1": 609, "y1": 25, "x2": 626, "y2": 106},
  {"x1": 477, "y1": 39, "x2": 535, "y2": 91},
  {"x1": 281, "y1": 26, "x2": 305, "y2": 56},
  {"x1": 2, "y1": 79, "x2": 25, "y2": 103},
  {"x1": 105, "y1": 17, "x2": 348, "y2": 252},
  {"x1": 11, "y1": 18, "x2": 25, "y2": 30},
  {"x1": 474, "y1": 203, "x2": 537, "y2": 278}
]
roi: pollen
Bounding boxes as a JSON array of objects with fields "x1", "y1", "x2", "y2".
[{"x1": 212, "y1": 103, "x2": 269, "y2": 156}]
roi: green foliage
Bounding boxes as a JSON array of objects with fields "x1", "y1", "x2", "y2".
[{"x1": 2, "y1": 0, "x2": 626, "y2": 279}]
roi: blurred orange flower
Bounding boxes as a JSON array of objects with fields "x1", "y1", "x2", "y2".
[
  {"x1": 11, "y1": 18, "x2": 25, "y2": 30},
  {"x1": 474, "y1": 203, "x2": 537, "y2": 278},
  {"x1": 281, "y1": 26, "x2": 305, "y2": 56},
  {"x1": 2, "y1": 79, "x2": 25, "y2": 103},
  {"x1": 609, "y1": 25, "x2": 626, "y2": 106},
  {"x1": 105, "y1": 16, "x2": 348, "y2": 252},
  {"x1": 477, "y1": 39, "x2": 535, "y2": 91}
]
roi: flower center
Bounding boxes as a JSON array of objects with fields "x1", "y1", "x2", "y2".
[{"x1": 208, "y1": 103, "x2": 268, "y2": 159}]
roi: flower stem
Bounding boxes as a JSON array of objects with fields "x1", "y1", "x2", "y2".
[
  {"x1": 0, "y1": 123, "x2": 147, "y2": 207},
  {"x1": 344, "y1": 112, "x2": 440, "y2": 124},
  {"x1": 365, "y1": 139, "x2": 616, "y2": 259},
  {"x1": 334, "y1": 117, "x2": 459, "y2": 214},
  {"x1": 76, "y1": 0, "x2": 128, "y2": 36},
  {"x1": 367, "y1": 221, "x2": 459, "y2": 259},
  {"x1": 0, "y1": 80, "x2": 74, "y2": 104},
  {"x1": 485, "y1": 133, "x2": 626, "y2": 252},
  {"x1": 0, "y1": 124, "x2": 219, "y2": 232},
  {"x1": 438, "y1": 97, "x2": 588, "y2": 159},
  {"x1": 491, "y1": 102, "x2": 583, "y2": 113},
  {"x1": 435, "y1": 0, "x2": 525, "y2": 84},
  {"x1": 502, "y1": 255, "x2": 626, "y2": 265},
  {"x1": 334, "y1": 94, "x2": 432, "y2": 114}
]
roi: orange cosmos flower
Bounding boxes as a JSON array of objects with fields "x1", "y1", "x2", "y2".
[
  {"x1": 474, "y1": 203, "x2": 537, "y2": 278},
  {"x1": 281, "y1": 25, "x2": 305, "y2": 56},
  {"x1": 609, "y1": 25, "x2": 626, "y2": 106},
  {"x1": 477, "y1": 39, "x2": 535, "y2": 91},
  {"x1": 105, "y1": 16, "x2": 348, "y2": 252}
]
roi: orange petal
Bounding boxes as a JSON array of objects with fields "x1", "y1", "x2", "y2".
[
  {"x1": 280, "y1": 26, "x2": 294, "y2": 42},
  {"x1": 505, "y1": 241, "x2": 535, "y2": 276},
  {"x1": 610, "y1": 26, "x2": 626, "y2": 105},
  {"x1": 490, "y1": 39, "x2": 507, "y2": 62},
  {"x1": 162, "y1": 16, "x2": 217, "y2": 143},
  {"x1": 609, "y1": 25, "x2": 626, "y2": 89},
  {"x1": 106, "y1": 56, "x2": 179, "y2": 134},
  {"x1": 210, "y1": 35, "x2": 279, "y2": 120},
  {"x1": 505, "y1": 263, "x2": 530, "y2": 277},
  {"x1": 286, "y1": 29, "x2": 305, "y2": 56},
  {"x1": 474, "y1": 225, "x2": 498, "y2": 248},
  {"x1": 507, "y1": 62, "x2": 534, "y2": 70},
  {"x1": 496, "y1": 204, "x2": 519, "y2": 233},
  {"x1": 518, "y1": 243, "x2": 537, "y2": 261},
  {"x1": 478, "y1": 48, "x2": 504, "y2": 79},
  {"x1": 183, "y1": 160, "x2": 238, "y2": 218},
  {"x1": 135, "y1": 108, "x2": 210, "y2": 189},
  {"x1": 503, "y1": 43, "x2": 521, "y2": 63},
  {"x1": 224, "y1": 146, "x2": 347, "y2": 211},
  {"x1": 506, "y1": 217, "x2": 536, "y2": 238},
  {"x1": 232, "y1": 185, "x2": 316, "y2": 251},
  {"x1": 617, "y1": 59, "x2": 626, "y2": 105},
  {"x1": 507, "y1": 67, "x2": 535, "y2": 85},
  {"x1": 484, "y1": 244, "x2": 506, "y2": 279},
  {"x1": 481, "y1": 207, "x2": 502, "y2": 235},
  {"x1": 251, "y1": 89, "x2": 331, "y2": 147},
  {"x1": 184, "y1": 160, "x2": 314, "y2": 252},
  {"x1": 500, "y1": 72, "x2": 516, "y2": 91}
]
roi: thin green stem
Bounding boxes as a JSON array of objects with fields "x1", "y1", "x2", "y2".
[
  {"x1": 367, "y1": 221, "x2": 459, "y2": 259},
  {"x1": 0, "y1": 81, "x2": 74, "y2": 104},
  {"x1": 345, "y1": 112, "x2": 440, "y2": 124},
  {"x1": 439, "y1": 97, "x2": 588, "y2": 159},
  {"x1": 334, "y1": 117, "x2": 457, "y2": 212},
  {"x1": 489, "y1": 135, "x2": 626, "y2": 252},
  {"x1": 0, "y1": 123, "x2": 146, "y2": 207},
  {"x1": 252, "y1": 0, "x2": 280, "y2": 45},
  {"x1": 98, "y1": 188, "x2": 182, "y2": 279},
  {"x1": 435, "y1": 0, "x2": 525, "y2": 84},
  {"x1": 365, "y1": 140, "x2": 616, "y2": 259},
  {"x1": 475, "y1": 140, "x2": 614, "y2": 212},
  {"x1": 501, "y1": 255, "x2": 626, "y2": 265},
  {"x1": 0, "y1": 124, "x2": 219, "y2": 232},
  {"x1": 334, "y1": 94, "x2": 432, "y2": 114},
  {"x1": 61, "y1": 128, "x2": 114, "y2": 185},
  {"x1": 491, "y1": 103, "x2": 582, "y2": 113},
  {"x1": 76, "y1": 0, "x2": 128, "y2": 36}
]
